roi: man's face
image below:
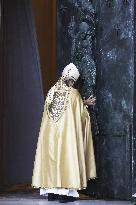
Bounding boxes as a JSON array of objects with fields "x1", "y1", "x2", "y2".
[{"x1": 67, "y1": 79, "x2": 75, "y2": 87}]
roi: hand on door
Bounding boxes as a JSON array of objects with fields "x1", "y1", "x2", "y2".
[{"x1": 83, "y1": 95, "x2": 96, "y2": 106}]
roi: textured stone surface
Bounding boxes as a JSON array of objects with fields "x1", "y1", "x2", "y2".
[
  {"x1": 57, "y1": 0, "x2": 134, "y2": 200},
  {"x1": 95, "y1": 0, "x2": 134, "y2": 200},
  {"x1": 57, "y1": 0, "x2": 96, "y2": 98},
  {"x1": 132, "y1": 0, "x2": 136, "y2": 198}
]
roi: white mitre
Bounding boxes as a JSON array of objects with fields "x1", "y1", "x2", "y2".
[
  {"x1": 62, "y1": 63, "x2": 80, "y2": 81},
  {"x1": 46, "y1": 63, "x2": 80, "y2": 104}
]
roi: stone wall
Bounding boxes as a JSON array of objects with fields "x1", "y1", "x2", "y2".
[{"x1": 57, "y1": 0, "x2": 134, "y2": 200}]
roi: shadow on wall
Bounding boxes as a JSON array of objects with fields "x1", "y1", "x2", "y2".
[{"x1": 32, "y1": 0, "x2": 57, "y2": 97}]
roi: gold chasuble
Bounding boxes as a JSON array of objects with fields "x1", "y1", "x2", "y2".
[{"x1": 32, "y1": 77, "x2": 96, "y2": 190}]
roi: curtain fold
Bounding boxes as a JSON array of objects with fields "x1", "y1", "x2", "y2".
[{"x1": 0, "y1": 0, "x2": 44, "y2": 186}]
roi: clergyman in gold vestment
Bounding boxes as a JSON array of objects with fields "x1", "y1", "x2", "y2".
[{"x1": 32, "y1": 63, "x2": 96, "y2": 202}]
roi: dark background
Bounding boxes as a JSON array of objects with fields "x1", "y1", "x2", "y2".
[
  {"x1": 0, "y1": 0, "x2": 44, "y2": 185},
  {"x1": 0, "y1": 0, "x2": 135, "y2": 201},
  {"x1": 57, "y1": 0, "x2": 134, "y2": 200}
]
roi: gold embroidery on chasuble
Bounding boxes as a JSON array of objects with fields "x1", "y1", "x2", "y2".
[{"x1": 46, "y1": 80, "x2": 71, "y2": 122}]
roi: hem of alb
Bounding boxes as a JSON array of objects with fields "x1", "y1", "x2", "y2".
[
  {"x1": 32, "y1": 185, "x2": 86, "y2": 191},
  {"x1": 40, "y1": 188, "x2": 79, "y2": 197}
]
